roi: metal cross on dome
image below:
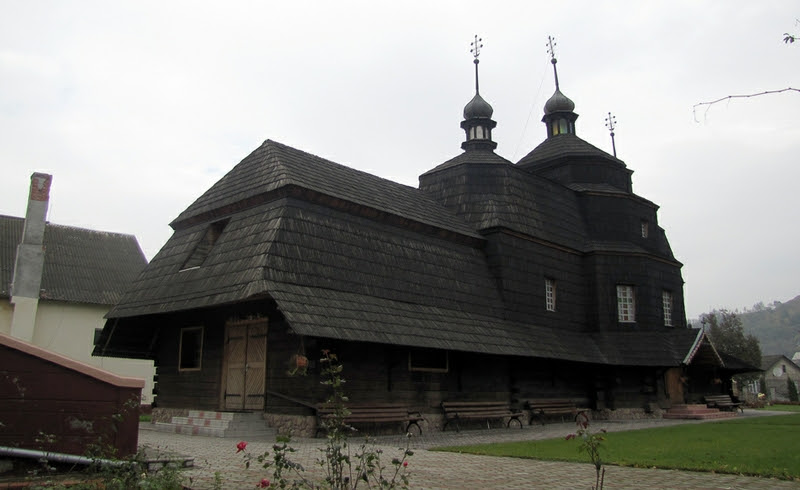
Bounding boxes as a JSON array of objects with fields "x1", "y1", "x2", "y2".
[
  {"x1": 546, "y1": 35, "x2": 557, "y2": 61},
  {"x1": 605, "y1": 112, "x2": 618, "y2": 157},
  {"x1": 546, "y1": 35, "x2": 561, "y2": 90},
  {"x1": 470, "y1": 35, "x2": 483, "y2": 62}
]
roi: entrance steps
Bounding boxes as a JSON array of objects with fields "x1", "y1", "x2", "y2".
[
  {"x1": 151, "y1": 410, "x2": 276, "y2": 438},
  {"x1": 663, "y1": 404, "x2": 737, "y2": 420}
]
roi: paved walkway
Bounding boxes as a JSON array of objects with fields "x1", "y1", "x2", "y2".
[{"x1": 138, "y1": 410, "x2": 800, "y2": 489}]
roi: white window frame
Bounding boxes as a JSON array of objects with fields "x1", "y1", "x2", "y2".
[
  {"x1": 617, "y1": 285, "x2": 636, "y2": 323},
  {"x1": 662, "y1": 290, "x2": 673, "y2": 327},
  {"x1": 545, "y1": 278, "x2": 556, "y2": 312}
]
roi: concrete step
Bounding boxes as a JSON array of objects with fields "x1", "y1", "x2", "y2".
[
  {"x1": 188, "y1": 410, "x2": 236, "y2": 421},
  {"x1": 152, "y1": 411, "x2": 276, "y2": 438},
  {"x1": 663, "y1": 404, "x2": 737, "y2": 420}
]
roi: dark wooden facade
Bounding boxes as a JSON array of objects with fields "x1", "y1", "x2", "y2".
[
  {"x1": 0, "y1": 334, "x2": 142, "y2": 457},
  {"x1": 94, "y1": 56, "x2": 732, "y2": 425}
]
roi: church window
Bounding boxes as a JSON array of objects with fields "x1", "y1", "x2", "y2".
[
  {"x1": 545, "y1": 278, "x2": 556, "y2": 312},
  {"x1": 617, "y1": 285, "x2": 636, "y2": 323},
  {"x1": 641, "y1": 220, "x2": 649, "y2": 238},
  {"x1": 662, "y1": 290, "x2": 673, "y2": 326}
]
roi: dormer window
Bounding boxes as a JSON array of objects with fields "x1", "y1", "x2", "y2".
[{"x1": 181, "y1": 219, "x2": 229, "y2": 271}]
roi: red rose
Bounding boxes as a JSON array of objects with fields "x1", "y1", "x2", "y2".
[
  {"x1": 259, "y1": 478, "x2": 270, "y2": 488},
  {"x1": 403, "y1": 461, "x2": 408, "y2": 467},
  {"x1": 236, "y1": 441, "x2": 248, "y2": 453}
]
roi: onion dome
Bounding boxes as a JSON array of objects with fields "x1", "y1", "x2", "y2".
[
  {"x1": 544, "y1": 88, "x2": 575, "y2": 115},
  {"x1": 460, "y1": 35, "x2": 497, "y2": 152},
  {"x1": 464, "y1": 92, "x2": 494, "y2": 119},
  {"x1": 542, "y1": 36, "x2": 578, "y2": 138}
]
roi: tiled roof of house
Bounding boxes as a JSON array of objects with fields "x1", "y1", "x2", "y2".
[
  {"x1": 761, "y1": 354, "x2": 796, "y2": 371},
  {"x1": 0, "y1": 215, "x2": 146, "y2": 304}
]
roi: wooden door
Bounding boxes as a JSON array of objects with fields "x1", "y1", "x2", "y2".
[
  {"x1": 223, "y1": 319, "x2": 268, "y2": 411},
  {"x1": 665, "y1": 367, "x2": 684, "y2": 405}
]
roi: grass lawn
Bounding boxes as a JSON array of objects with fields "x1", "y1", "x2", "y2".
[
  {"x1": 433, "y1": 414, "x2": 800, "y2": 480},
  {"x1": 758, "y1": 404, "x2": 800, "y2": 413}
]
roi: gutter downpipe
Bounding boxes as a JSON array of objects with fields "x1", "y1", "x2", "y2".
[{"x1": 0, "y1": 446, "x2": 130, "y2": 468}]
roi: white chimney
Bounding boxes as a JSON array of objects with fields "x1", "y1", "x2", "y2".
[{"x1": 9, "y1": 172, "x2": 52, "y2": 342}]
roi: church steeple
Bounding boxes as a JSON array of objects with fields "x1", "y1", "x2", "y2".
[
  {"x1": 542, "y1": 36, "x2": 578, "y2": 138},
  {"x1": 461, "y1": 35, "x2": 497, "y2": 151}
]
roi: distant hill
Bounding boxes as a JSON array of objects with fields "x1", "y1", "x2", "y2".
[
  {"x1": 691, "y1": 295, "x2": 800, "y2": 358},
  {"x1": 741, "y1": 295, "x2": 800, "y2": 357}
]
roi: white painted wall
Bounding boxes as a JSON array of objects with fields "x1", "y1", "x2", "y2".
[
  {"x1": 0, "y1": 298, "x2": 155, "y2": 404},
  {"x1": 0, "y1": 299, "x2": 13, "y2": 334}
]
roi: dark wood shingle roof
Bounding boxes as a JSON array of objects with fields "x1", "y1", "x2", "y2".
[
  {"x1": 171, "y1": 140, "x2": 481, "y2": 240},
  {"x1": 420, "y1": 161, "x2": 588, "y2": 250},
  {"x1": 517, "y1": 133, "x2": 625, "y2": 169},
  {"x1": 0, "y1": 215, "x2": 147, "y2": 304},
  {"x1": 104, "y1": 139, "x2": 695, "y2": 367}
]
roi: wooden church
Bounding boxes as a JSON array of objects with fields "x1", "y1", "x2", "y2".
[{"x1": 95, "y1": 39, "x2": 736, "y2": 433}]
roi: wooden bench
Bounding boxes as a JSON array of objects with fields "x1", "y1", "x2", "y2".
[
  {"x1": 524, "y1": 398, "x2": 588, "y2": 425},
  {"x1": 704, "y1": 394, "x2": 743, "y2": 413},
  {"x1": 316, "y1": 403, "x2": 424, "y2": 436},
  {"x1": 440, "y1": 401, "x2": 524, "y2": 432}
]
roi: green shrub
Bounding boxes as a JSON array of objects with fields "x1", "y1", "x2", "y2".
[{"x1": 787, "y1": 378, "x2": 799, "y2": 402}]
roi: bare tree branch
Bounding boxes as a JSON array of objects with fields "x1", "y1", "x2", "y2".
[{"x1": 692, "y1": 87, "x2": 800, "y2": 122}]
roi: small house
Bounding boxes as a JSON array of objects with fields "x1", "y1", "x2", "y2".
[
  {"x1": 1, "y1": 173, "x2": 155, "y2": 404},
  {"x1": 761, "y1": 355, "x2": 800, "y2": 401}
]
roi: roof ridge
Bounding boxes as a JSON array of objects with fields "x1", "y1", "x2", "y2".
[
  {"x1": 45, "y1": 222, "x2": 139, "y2": 239},
  {"x1": 517, "y1": 134, "x2": 625, "y2": 168}
]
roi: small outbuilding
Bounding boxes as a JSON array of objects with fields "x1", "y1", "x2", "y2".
[{"x1": 0, "y1": 333, "x2": 144, "y2": 457}]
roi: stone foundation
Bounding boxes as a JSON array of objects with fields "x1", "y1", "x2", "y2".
[
  {"x1": 264, "y1": 412, "x2": 448, "y2": 438},
  {"x1": 264, "y1": 413, "x2": 317, "y2": 438},
  {"x1": 590, "y1": 407, "x2": 662, "y2": 421}
]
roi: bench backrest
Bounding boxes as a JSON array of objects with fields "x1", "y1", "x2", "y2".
[
  {"x1": 317, "y1": 404, "x2": 410, "y2": 418},
  {"x1": 441, "y1": 401, "x2": 511, "y2": 412},
  {"x1": 524, "y1": 398, "x2": 576, "y2": 409}
]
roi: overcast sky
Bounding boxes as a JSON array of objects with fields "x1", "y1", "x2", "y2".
[{"x1": 1, "y1": 1, "x2": 798, "y2": 320}]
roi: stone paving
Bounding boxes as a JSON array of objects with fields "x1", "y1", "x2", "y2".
[{"x1": 138, "y1": 410, "x2": 800, "y2": 489}]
